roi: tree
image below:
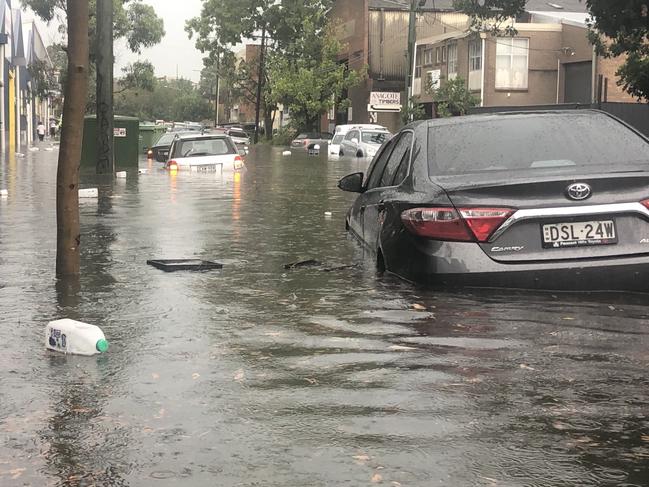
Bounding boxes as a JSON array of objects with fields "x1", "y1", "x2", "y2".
[
  {"x1": 585, "y1": 0, "x2": 649, "y2": 101},
  {"x1": 429, "y1": 76, "x2": 478, "y2": 117},
  {"x1": 268, "y1": 24, "x2": 364, "y2": 131},
  {"x1": 56, "y1": 0, "x2": 89, "y2": 277},
  {"x1": 117, "y1": 61, "x2": 155, "y2": 93}
]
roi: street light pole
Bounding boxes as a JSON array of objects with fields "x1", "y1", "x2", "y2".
[
  {"x1": 214, "y1": 55, "x2": 220, "y2": 126},
  {"x1": 405, "y1": 0, "x2": 419, "y2": 122},
  {"x1": 253, "y1": 25, "x2": 266, "y2": 144}
]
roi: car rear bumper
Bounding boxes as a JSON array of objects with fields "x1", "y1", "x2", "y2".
[{"x1": 388, "y1": 239, "x2": 649, "y2": 291}]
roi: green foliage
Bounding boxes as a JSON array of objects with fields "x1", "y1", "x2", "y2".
[
  {"x1": 452, "y1": 0, "x2": 525, "y2": 34},
  {"x1": 118, "y1": 61, "x2": 156, "y2": 92},
  {"x1": 400, "y1": 97, "x2": 427, "y2": 125},
  {"x1": 429, "y1": 77, "x2": 478, "y2": 117},
  {"x1": 268, "y1": 25, "x2": 365, "y2": 131},
  {"x1": 114, "y1": 77, "x2": 212, "y2": 122},
  {"x1": 21, "y1": 0, "x2": 165, "y2": 57},
  {"x1": 271, "y1": 127, "x2": 296, "y2": 146},
  {"x1": 586, "y1": 0, "x2": 649, "y2": 101}
]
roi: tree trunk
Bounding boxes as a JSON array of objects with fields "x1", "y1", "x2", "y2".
[
  {"x1": 56, "y1": 0, "x2": 89, "y2": 277},
  {"x1": 263, "y1": 107, "x2": 273, "y2": 141},
  {"x1": 96, "y1": 0, "x2": 114, "y2": 174}
]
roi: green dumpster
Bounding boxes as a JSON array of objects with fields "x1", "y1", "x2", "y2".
[
  {"x1": 80, "y1": 115, "x2": 140, "y2": 170},
  {"x1": 139, "y1": 123, "x2": 166, "y2": 153}
]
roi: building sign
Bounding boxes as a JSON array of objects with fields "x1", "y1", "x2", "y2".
[
  {"x1": 114, "y1": 128, "x2": 127, "y2": 137},
  {"x1": 369, "y1": 92, "x2": 401, "y2": 112}
]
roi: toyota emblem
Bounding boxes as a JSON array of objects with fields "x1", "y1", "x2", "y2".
[{"x1": 566, "y1": 183, "x2": 592, "y2": 201}]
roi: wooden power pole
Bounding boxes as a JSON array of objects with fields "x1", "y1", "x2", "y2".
[
  {"x1": 404, "y1": 0, "x2": 419, "y2": 121},
  {"x1": 254, "y1": 26, "x2": 266, "y2": 144},
  {"x1": 96, "y1": 0, "x2": 114, "y2": 174},
  {"x1": 56, "y1": 0, "x2": 89, "y2": 277}
]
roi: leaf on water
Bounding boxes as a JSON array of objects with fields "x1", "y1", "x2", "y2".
[
  {"x1": 152, "y1": 373, "x2": 160, "y2": 380},
  {"x1": 641, "y1": 434, "x2": 649, "y2": 443},
  {"x1": 70, "y1": 407, "x2": 92, "y2": 413},
  {"x1": 478, "y1": 475, "x2": 499, "y2": 485},
  {"x1": 264, "y1": 332, "x2": 282, "y2": 337},
  {"x1": 192, "y1": 373, "x2": 200, "y2": 380},
  {"x1": 304, "y1": 378, "x2": 318, "y2": 385},
  {"x1": 411, "y1": 303, "x2": 426, "y2": 310},
  {"x1": 519, "y1": 364, "x2": 535, "y2": 371},
  {"x1": 371, "y1": 473, "x2": 383, "y2": 483},
  {"x1": 154, "y1": 408, "x2": 165, "y2": 419},
  {"x1": 392, "y1": 482, "x2": 402, "y2": 487},
  {"x1": 562, "y1": 317, "x2": 576, "y2": 321},
  {"x1": 389, "y1": 345, "x2": 416, "y2": 351},
  {"x1": 608, "y1": 305, "x2": 616, "y2": 311},
  {"x1": 233, "y1": 369, "x2": 245, "y2": 382}
]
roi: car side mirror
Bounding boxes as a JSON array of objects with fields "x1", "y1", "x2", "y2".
[
  {"x1": 338, "y1": 172, "x2": 364, "y2": 193},
  {"x1": 351, "y1": 138, "x2": 359, "y2": 144}
]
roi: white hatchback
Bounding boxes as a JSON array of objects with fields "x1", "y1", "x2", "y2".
[
  {"x1": 165, "y1": 134, "x2": 245, "y2": 173},
  {"x1": 329, "y1": 124, "x2": 389, "y2": 157}
]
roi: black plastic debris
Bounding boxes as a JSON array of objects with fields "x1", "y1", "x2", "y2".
[
  {"x1": 147, "y1": 259, "x2": 223, "y2": 272},
  {"x1": 283, "y1": 259, "x2": 322, "y2": 269}
]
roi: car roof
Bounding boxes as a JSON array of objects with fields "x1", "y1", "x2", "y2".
[
  {"x1": 418, "y1": 109, "x2": 611, "y2": 129},
  {"x1": 172, "y1": 133, "x2": 229, "y2": 141}
]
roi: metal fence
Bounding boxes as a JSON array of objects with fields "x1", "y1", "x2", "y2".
[{"x1": 468, "y1": 102, "x2": 649, "y2": 137}]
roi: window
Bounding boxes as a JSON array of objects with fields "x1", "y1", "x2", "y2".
[
  {"x1": 495, "y1": 37, "x2": 529, "y2": 90},
  {"x1": 427, "y1": 112, "x2": 649, "y2": 176},
  {"x1": 442, "y1": 45, "x2": 447, "y2": 63},
  {"x1": 423, "y1": 48, "x2": 434, "y2": 66},
  {"x1": 361, "y1": 130, "x2": 389, "y2": 145},
  {"x1": 469, "y1": 40, "x2": 482, "y2": 71},
  {"x1": 345, "y1": 130, "x2": 359, "y2": 141},
  {"x1": 415, "y1": 49, "x2": 422, "y2": 77},
  {"x1": 435, "y1": 47, "x2": 441, "y2": 64},
  {"x1": 366, "y1": 138, "x2": 397, "y2": 190},
  {"x1": 447, "y1": 42, "x2": 458, "y2": 80},
  {"x1": 173, "y1": 138, "x2": 234, "y2": 158},
  {"x1": 393, "y1": 137, "x2": 418, "y2": 185},
  {"x1": 380, "y1": 133, "x2": 413, "y2": 187}
]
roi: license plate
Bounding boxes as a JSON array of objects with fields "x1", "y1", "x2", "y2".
[
  {"x1": 193, "y1": 164, "x2": 220, "y2": 173},
  {"x1": 542, "y1": 220, "x2": 617, "y2": 249}
]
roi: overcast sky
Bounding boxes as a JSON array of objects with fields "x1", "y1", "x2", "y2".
[{"x1": 28, "y1": 0, "x2": 209, "y2": 82}]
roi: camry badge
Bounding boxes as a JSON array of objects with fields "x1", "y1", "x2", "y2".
[{"x1": 566, "y1": 183, "x2": 592, "y2": 201}]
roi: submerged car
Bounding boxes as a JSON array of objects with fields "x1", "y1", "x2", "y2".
[
  {"x1": 339, "y1": 126, "x2": 391, "y2": 158},
  {"x1": 329, "y1": 124, "x2": 388, "y2": 157},
  {"x1": 224, "y1": 128, "x2": 251, "y2": 151},
  {"x1": 338, "y1": 110, "x2": 649, "y2": 291},
  {"x1": 290, "y1": 132, "x2": 333, "y2": 151},
  {"x1": 165, "y1": 133, "x2": 245, "y2": 173},
  {"x1": 149, "y1": 132, "x2": 189, "y2": 162}
]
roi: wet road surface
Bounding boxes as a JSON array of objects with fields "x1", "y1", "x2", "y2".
[{"x1": 1, "y1": 145, "x2": 649, "y2": 486}]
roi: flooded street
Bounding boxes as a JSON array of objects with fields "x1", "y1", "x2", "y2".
[{"x1": 2, "y1": 145, "x2": 649, "y2": 486}]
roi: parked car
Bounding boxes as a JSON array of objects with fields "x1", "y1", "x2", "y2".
[
  {"x1": 290, "y1": 132, "x2": 333, "y2": 151},
  {"x1": 338, "y1": 110, "x2": 649, "y2": 291},
  {"x1": 329, "y1": 124, "x2": 389, "y2": 157},
  {"x1": 149, "y1": 132, "x2": 190, "y2": 162},
  {"x1": 225, "y1": 128, "x2": 251, "y2": 150},
  {"x1": 339, "y1": 126, "x2": 391, "y2": 158},
  {"x1": 165, "y1": 133, "x2": 245, "y2": 173}
]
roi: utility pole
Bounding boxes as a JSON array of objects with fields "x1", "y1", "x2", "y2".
[
  {"x1": 253, "y1": 26, "x2": 266, "y2": 144},
  {"x1": 404, "y1": 0, "x2": 419, "y2": 122},
  {"x1": 96, "y1": 0, "x2": 114, "y2": 175},
  {"x1": 214, "y1": 55, "x2": 220, "y2": 126}
]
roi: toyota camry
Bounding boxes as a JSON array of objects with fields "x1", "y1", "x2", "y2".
[{"x1": 338, "y1": 110, "x2": 649, "y2": 291}]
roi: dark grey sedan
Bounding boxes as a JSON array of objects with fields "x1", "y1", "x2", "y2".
[{"x1": 338, "y1": 110, "x2": 649, "y2": 291}]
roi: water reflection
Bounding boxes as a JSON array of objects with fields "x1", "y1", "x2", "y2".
[{"x1": 1, "y1": 148, "x2": 649, "y2": 486}]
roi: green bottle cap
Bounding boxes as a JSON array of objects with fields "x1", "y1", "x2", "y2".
[{"x1": 96, "y1": 339, "x2": 109, "y2": 353}]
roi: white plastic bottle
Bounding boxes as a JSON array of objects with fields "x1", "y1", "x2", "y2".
[{"x1": 46, "y1": 319, "x2": 109, "y2": 356}]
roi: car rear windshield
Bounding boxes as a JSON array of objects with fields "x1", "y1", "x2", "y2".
[
  {"x1": 230, "y1": 130, "x2": 248, "y2": 138},
  {"x1": 362, "y1": 131, "x2": 389, "y2": 145},
  {"x1": 156, "y1": 133, "x2": 175, "y2": 146},
  {"x1": 174, "y1": 138, "x2": 235, "y2": 157},
  {"x1": 428, "y1": 113, "x2": 649, "y2": 176},
  {"x1": 332, "y1": 134, "x2": 344, "y2": 144}
]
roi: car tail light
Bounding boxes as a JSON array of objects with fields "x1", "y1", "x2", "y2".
[
  {"x1": 303, "y1": 139, "x2": 309, "y2": 146},
  {"x1": 459, "y1": 208, "x2": 514, "y2": 242},
  {"x1": 641, "y1": 199, "x2": 649, "y2": 210},
  {"x1": 167, "y1": 160, "x2": 178, "y2": 170},
  {"x1": 147, "y1": 149, "x2": 153, "y2": 157},
  {"x1": 401, "y1": 207, "x2": 514, "y2": 242},
  {"x1": 401, "y1": 208, "x2": 472, "y2": 241},
  {"x1": 234, "y1": 155, "x2": 244, "y2": 170}
]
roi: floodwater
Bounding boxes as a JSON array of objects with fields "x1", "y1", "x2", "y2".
[{"x1": 1, "y1": 145, "x2": 649, "y2": 487}]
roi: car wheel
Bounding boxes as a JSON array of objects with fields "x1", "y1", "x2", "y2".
[
  {"x1": 339, "y1": 150, "x2": 344, "y2": 156},
  {"x1": 356, "y1": 150, "x2": 363, "y2": 158}
]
